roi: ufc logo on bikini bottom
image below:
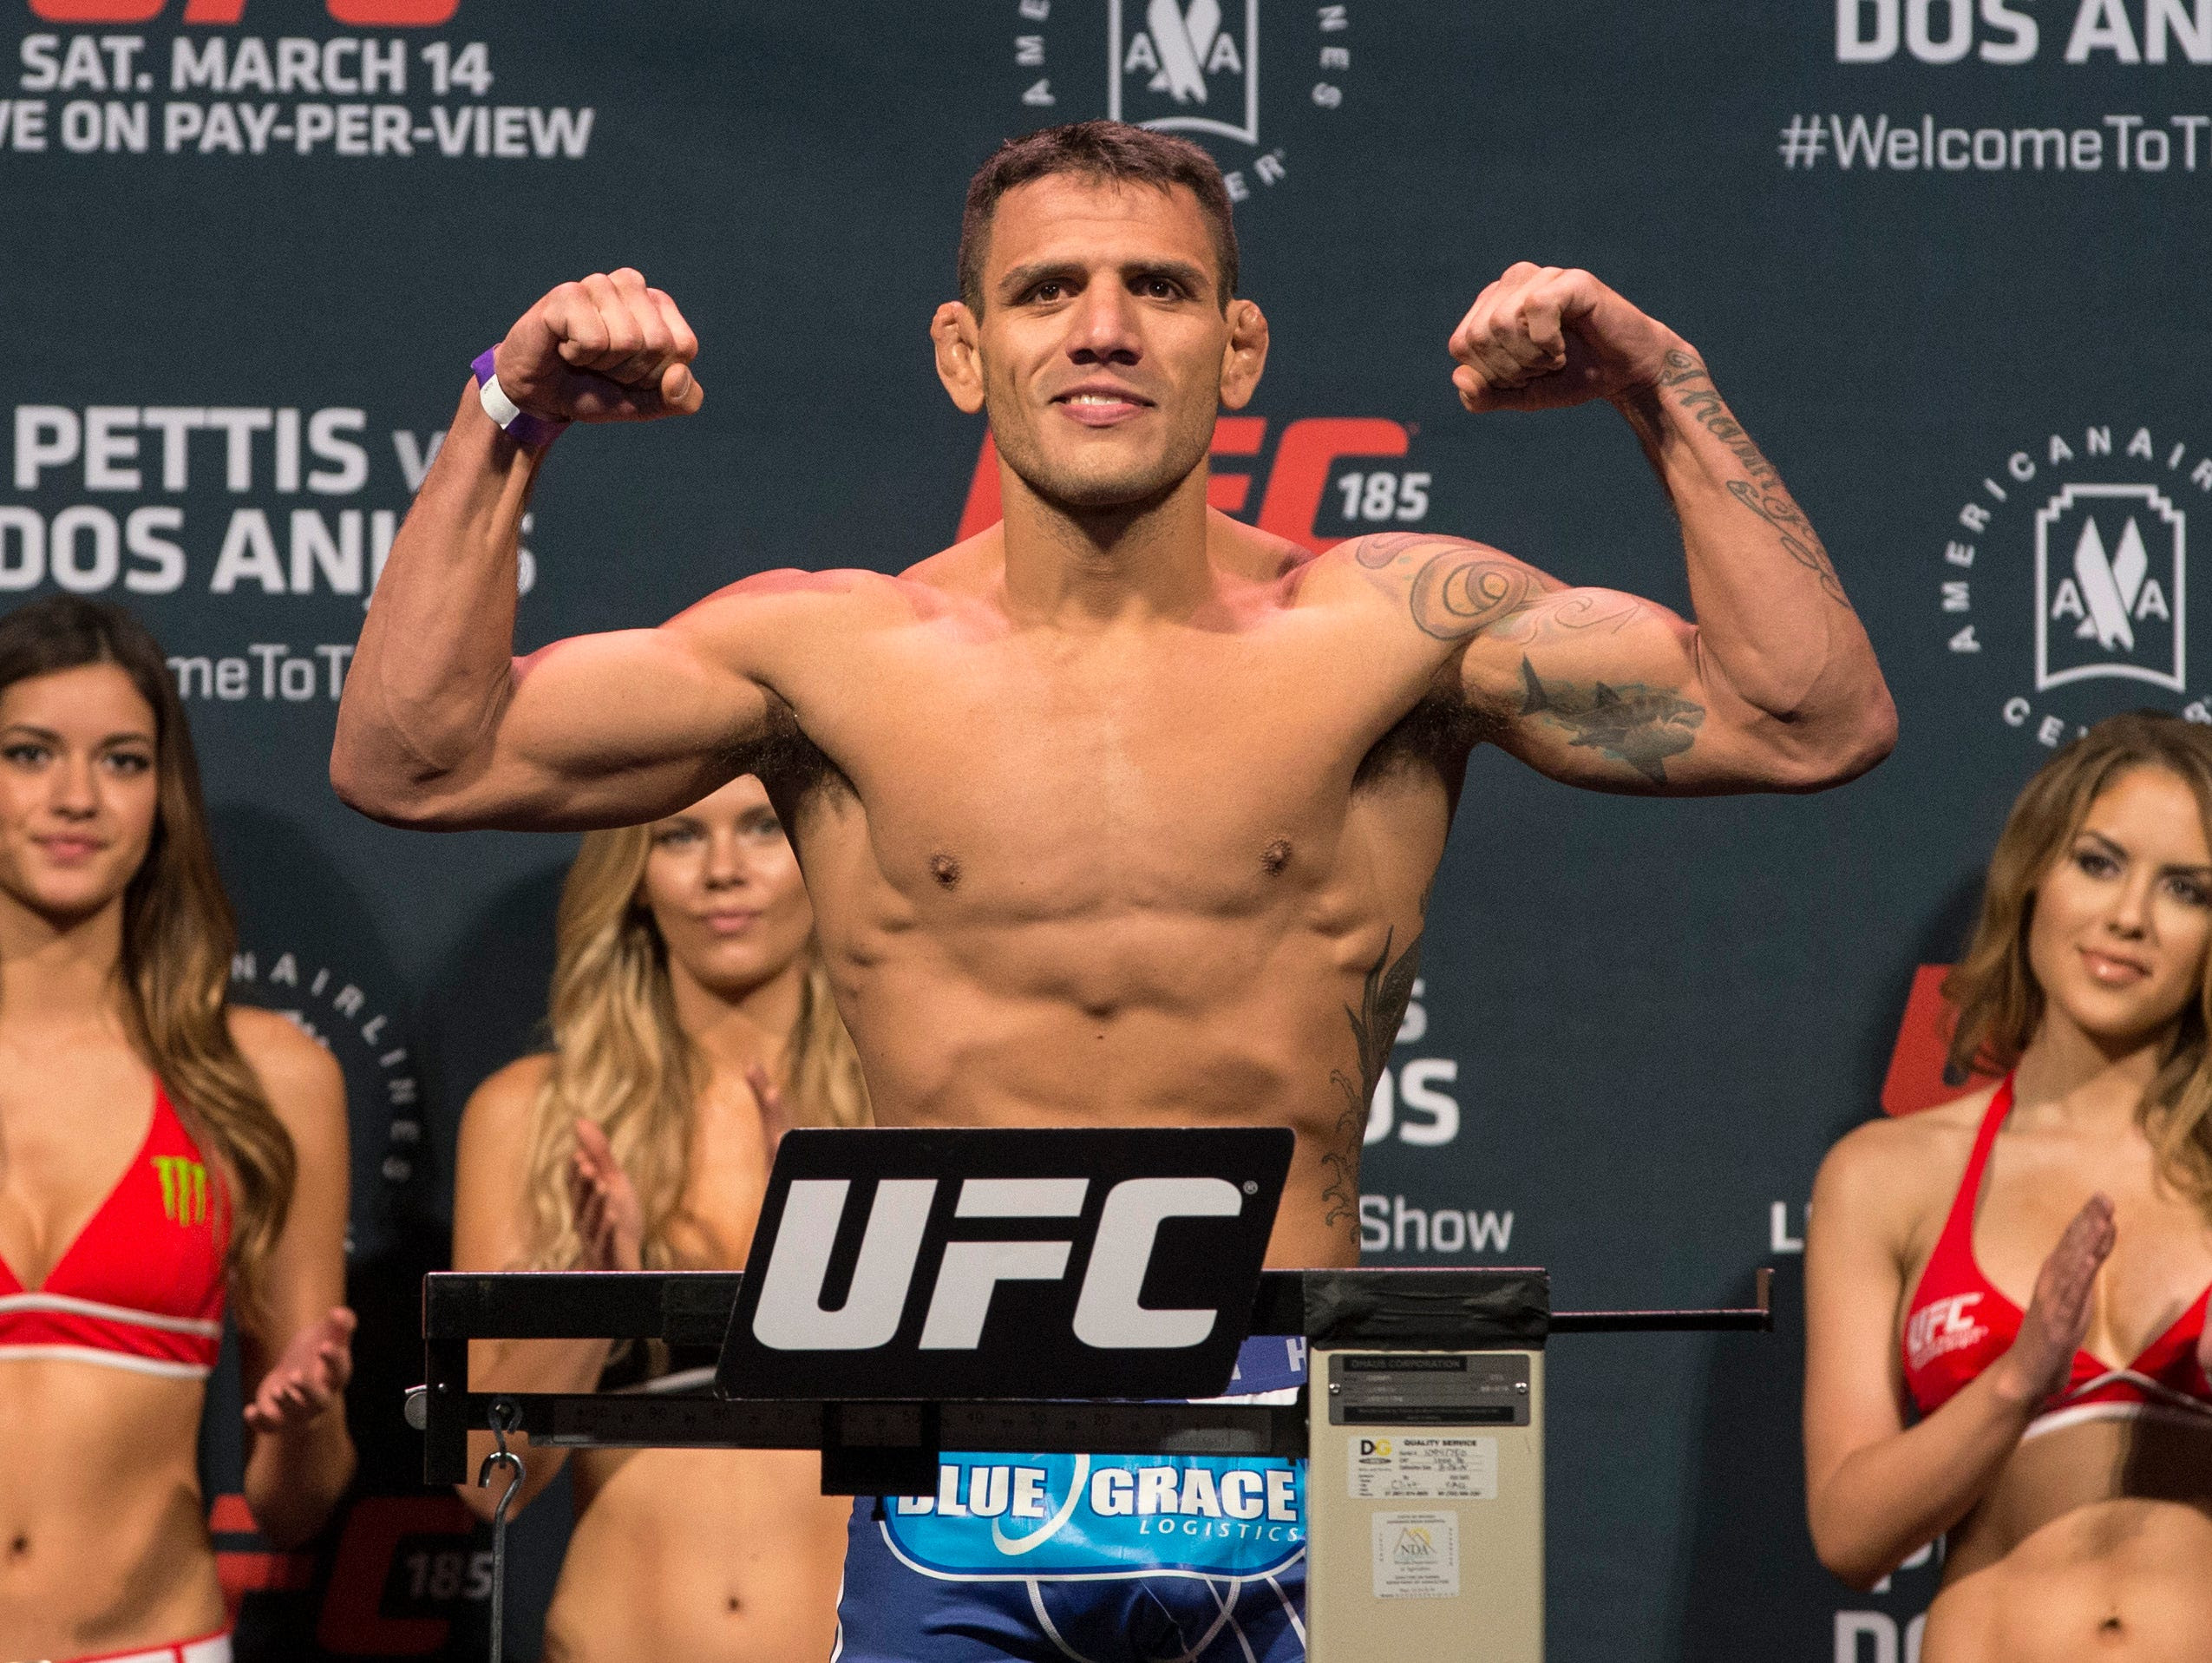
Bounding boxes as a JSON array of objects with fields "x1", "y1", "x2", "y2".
[{"x1": 717, "y1": 1128, "x2": 1291, "y2": 1403}]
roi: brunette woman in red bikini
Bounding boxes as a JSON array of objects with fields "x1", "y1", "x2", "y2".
[
  {"x1": 0, "y1": 597, "x2": 355, "y2": 1663},
  {"x1": 1808, "y1": 711, "x2": 2212, "y2": 1661}
]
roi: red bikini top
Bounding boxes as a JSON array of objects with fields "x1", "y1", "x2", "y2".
[
  {"x1": 0, "y1": 1082, "x2": 228, "y2": 1379},
  {"x1": 1901, "y1": 1074, "x2": 2212, "y2": 1433}
]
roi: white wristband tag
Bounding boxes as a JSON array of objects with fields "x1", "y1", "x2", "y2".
[
  {"x1": 469, "y1": 346, "x2": 567, "y2": 448},
  {"x1": 478, "y1": 371, "x2": 525, "y2": 429}
]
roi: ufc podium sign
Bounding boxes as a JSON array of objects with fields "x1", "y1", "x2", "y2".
[{"x1": 716, "y1": 1127, "x2": 1291, "y2": 1403}]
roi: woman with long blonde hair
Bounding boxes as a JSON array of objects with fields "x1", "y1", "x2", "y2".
[
  {"x1": 0, "y1": 596, "x2": 355, "y2": 1663},
  {"x1": 1807, "y1": 710, "x2": 2212, "y2": 1660},
  {"x1": 452, "y1": 772, "x2": 866, "y2": 1661}
]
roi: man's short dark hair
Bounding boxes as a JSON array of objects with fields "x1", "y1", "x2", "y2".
[{"x1": 958, "y1": 121, "x2": 1240, "y2": 312}]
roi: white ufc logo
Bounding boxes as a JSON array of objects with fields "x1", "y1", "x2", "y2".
[
  {"x1": 749, "y1": 1175, "x2": 1244, "y2": 1353},
  {"x1": 1904, "y1": 1292, "x2": 1984, "y2": 1370}
]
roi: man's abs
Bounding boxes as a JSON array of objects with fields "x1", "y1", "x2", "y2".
[{"x1": 804, "y1": 849, "x2": 1436, "y2": 1268}]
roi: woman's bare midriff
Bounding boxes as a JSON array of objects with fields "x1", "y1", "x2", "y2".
[
  {"x1": 0, "y1": 1360, "x2": 223, "y2": 1658},
  {"x1": 1922, "y1": 1419, "x2": 2212, "y2": 1663},
  {"x1": 540, "y1": 1445, "x2": 848, "y2": 1663}
]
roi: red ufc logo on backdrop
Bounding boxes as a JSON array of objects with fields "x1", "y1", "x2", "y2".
[
  {"x1": 29, "y1": 1, "x2": 456, "y2": 23},
  {"x1": 1883, "y1": 965, "x2": 2000, "y2": 1116}
]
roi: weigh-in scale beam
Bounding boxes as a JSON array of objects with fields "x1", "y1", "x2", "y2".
[
  {"x1": 416, "y1": 1265, "x2": 1770, "y2": 1662},
  {"x1": 415, "y1": 1267, "x2": 1770, "y2": 1470}
]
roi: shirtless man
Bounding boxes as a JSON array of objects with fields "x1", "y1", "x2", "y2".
[{"x1": 333, "y1": 121, "x2": 1894, "y2": 1660}]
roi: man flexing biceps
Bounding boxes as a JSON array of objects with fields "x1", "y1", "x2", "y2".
[{"x1": 334, "y1": 121, "x2": 1892, "y2": 1661}]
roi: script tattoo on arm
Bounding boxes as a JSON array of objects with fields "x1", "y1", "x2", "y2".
[
  {"x1": 1657, "y1": 349, "x2": 1852, "y2": 610},
  {"x1": 1517, "y1": 656, "x2": 1705, "y2": 784},
  {"x1": 1321, "y1": 928, "x2": 1423, "y2": 1229}
]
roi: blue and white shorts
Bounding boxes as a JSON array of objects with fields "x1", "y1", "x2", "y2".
[{"x1": 834, "y1": 1337, "x2": 1308, "y2": 1662}]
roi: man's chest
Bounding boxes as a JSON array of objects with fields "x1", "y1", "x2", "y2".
[{"x1": 786, "y1": 627, "x2": 1444, "y2": 910}]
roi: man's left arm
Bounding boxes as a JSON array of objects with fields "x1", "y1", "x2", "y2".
[{"x1": 1424, "y1": 263, "x2": 1896, "y2": 794}]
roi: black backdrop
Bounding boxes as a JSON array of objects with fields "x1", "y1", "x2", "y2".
[{"x1": 9, "y1": 2, "x2": 2210, "y2": 1655}]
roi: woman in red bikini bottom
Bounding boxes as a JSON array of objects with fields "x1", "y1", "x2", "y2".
[
  {"x1": 1808, "y1": 710, "x2": 2212, "y2": 1661},
  {"x1": 0, "y1": 598, "x2": 355, "y2": 1663}
]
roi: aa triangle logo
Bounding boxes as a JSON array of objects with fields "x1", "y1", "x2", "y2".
[
  {"x1": 2036, "y1": 484, "x2": 2187, "y2": 692},
  {"x1": 1111, "y1": 0, "x2": 1260, "y2": 145}
]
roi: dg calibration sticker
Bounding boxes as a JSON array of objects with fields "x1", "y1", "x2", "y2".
[
  {"x1": 1348, "y1": 1435, "x2": 1498, "y2": 1500},
  {"x1": 1371, "y1": 1510, "x2": 1460, "y2": 1599}
]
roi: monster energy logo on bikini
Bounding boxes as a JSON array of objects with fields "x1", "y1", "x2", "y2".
[{"x1": 154, "y1": 1154, "x2": 209, "y2": 1226}]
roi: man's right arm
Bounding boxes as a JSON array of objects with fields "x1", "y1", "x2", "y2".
[{"x1": 333, "y1": 270, "x2": 804, "y2": 830}]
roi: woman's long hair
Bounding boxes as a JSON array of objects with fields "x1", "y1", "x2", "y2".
[
  {"x1": 520, "y1": 817, "x2": 869, "y2": 1270},
  {"x1": 0, "y1": 596, "x2": 294, "y2": 1307},
  {"x1": 1946, "y1": 710, "x2": 2212, "y2": 1213}
]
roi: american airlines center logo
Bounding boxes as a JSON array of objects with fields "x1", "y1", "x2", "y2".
[
  {"x1": 1937, "y1": 422, "x2": 2212, "y2": 746},
  {"x1": 1114, "y1": 0, "x2": 1260, "y2": 142},
  {"x1": 2034, "y1": 485, "x2": 2183, "y2": 691},
  {"x1": 1005, "y1": 0, "x2": 1359, "y2": 208}
]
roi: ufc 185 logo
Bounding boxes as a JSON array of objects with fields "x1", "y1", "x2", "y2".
[
  {"x1": 718, "y1": 1127, "x2": 1292, "y2": 1403},
  {"x1": 29, "y1": 1, "x2": 455, "y2": 23}
]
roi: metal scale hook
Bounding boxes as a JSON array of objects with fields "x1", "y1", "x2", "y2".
[{"x1": 477, "y1": 1396, "x2": 526, "y2": 1660}]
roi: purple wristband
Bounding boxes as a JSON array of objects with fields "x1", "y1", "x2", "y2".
[{"x1": 471, "y1": 347, "x2": 569, "y2": 449}]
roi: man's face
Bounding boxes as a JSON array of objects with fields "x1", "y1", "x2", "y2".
[{"x1": 948, "y1": 175, "x2": 1260, "y2": 512}]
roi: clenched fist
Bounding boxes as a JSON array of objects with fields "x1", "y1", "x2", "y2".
[
  {"x1": 493, "y1": 267, "x2": 704, "y2": 423},
  {"x1": 1449, "y1": 263, "x2": 1683, "y2": 413}
]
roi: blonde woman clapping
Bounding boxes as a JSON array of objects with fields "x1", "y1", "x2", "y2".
[{"x1": 452, "y1": 775, "x2": 866, "y2": 1662}]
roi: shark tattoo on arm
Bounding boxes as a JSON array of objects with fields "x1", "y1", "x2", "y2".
[{"x1": 1517, "y1": 657, "x2": 1705, "y2": 784}]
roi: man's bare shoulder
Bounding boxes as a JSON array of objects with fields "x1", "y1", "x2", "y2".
[
  {"x1": 668, "y1": 562, "x2": 968, "y2": 646},
  {"x1": 1303, "y1": 531, "x2": 1559, "y2": 640},
  {"x1": 898, "y1": 522, "x2": 1008, "y2": 599}
]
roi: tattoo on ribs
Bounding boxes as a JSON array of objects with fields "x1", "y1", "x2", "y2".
[
  {"x1": 1518, "y1": 656, "x2": 1705, "y2": 784},
  {"x1": 1322, "y1": 927, "x2": 1423, "y2": 1229},
  {"x1": 1659, "y1": 349, "x2": 1852, "y2": 611}
]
